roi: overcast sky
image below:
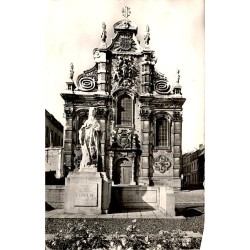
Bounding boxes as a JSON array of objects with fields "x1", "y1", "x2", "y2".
[{"x1": 45, "y1": 0, "x2": 204, "y2": 152}]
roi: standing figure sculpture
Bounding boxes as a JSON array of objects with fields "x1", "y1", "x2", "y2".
[{"x1": 78, "y1": 107, "x2": 101, "y2": 170}]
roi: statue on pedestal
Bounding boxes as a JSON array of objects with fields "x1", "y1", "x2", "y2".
[{"x1": 78, "y1": 107, "x2": 101, "y2": 170}]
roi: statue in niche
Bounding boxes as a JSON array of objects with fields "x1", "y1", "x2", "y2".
[{"x1": 78, "y1": 107, "x2": 101, "y2": 170}]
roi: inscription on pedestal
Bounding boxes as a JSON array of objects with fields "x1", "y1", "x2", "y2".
[{"x1": 74, "y1": 184, "x2": 98, "y2": 207}]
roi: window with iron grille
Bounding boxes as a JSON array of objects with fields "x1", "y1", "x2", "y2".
[
  {"x1": 156, "y1": 117, "x2": 169, "y2": 147},
  {"x1": 117, "y1": 94, "x2": 132, "y2": 125}
]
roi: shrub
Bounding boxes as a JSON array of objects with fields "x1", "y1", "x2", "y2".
[{"x1": 46, "y1": 219, "x2": 202, "y2": 250}]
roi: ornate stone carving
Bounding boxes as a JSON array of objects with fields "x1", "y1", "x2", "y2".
[
  {"x1": 153, "y1": 70, "x2": 167, "y2": 82},
  {"x1": 77, "y1": 77, "x2": 96, "y2": 91},
  {"x1": 64, "y1": 106, "x2": 74, "y2": 117},
  {"x1": 117, "y1": 129, "x2": 132, "y2": 148},
  {"x1": 122, "y1": 6, "x2": 131, "y2": 19},
  {"x1": 173, "y1": 111, "x2": 182, "y2": 121},
  {"x1": 93, "y1": 49, "x2": 100, "y2": 59},
  {"x1": 76, "y1": 65, "x2": 98, "y2": 91},
  {"x1": 113, "y1": 34, "x2": 137, "y2": 52},
  {"x1": 152, "y1": 102, "x2": 182, "y2": 109},
  {"x1": 73, "y1": 100, "x2": 107, "y2": 106},
  {"x1": 153, "y1": 155, "x2": 171, "y2": 173},
  {"x1": 140, "y1": 108, "x2": 151, "y2": 120},
  {"x1": 96, "y1": 108, "x2": 108, "y2": 119},
  {"x1": 73, "y1": 144, "x2": 82, "y2": 169},
  {"x1": 111, "y1": 56, "x2": 139, "y2": 91},
  {"x1": 155, "y1": 80, "x2": 171, "y2": 95}
]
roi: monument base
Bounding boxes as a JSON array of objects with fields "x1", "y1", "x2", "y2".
[
  {"x1": 159, "y1": 186, "x2": 175, "y2": 217},
  {"x1": 64, "y1": 168, "x2": 111, "y2": 214}
]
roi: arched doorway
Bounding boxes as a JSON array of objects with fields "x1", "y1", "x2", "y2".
[{"x1": 113, "y1": 157, "x2": 132, "y2": 185}]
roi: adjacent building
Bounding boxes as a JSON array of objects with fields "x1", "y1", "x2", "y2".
[
  {"x1": 181, "y1": 144, "x2": 205, "y2": 190},
  {"x1": 45, "y1": 109, "x2": 64, "y2": 148},
  {"x1": 45, "y1": 109, "x2": 64, "y2": 184}
]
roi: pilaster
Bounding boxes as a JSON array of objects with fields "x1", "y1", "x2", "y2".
[
  {"x1": 172, "y1": 111, "x2": 183, "y2": 190},
  {"x1": 63, "y1": 106, "x2": 74, "y2": 171},
  {"x1": 139, "y1": 108, "x2": 151, "y2": 183}
]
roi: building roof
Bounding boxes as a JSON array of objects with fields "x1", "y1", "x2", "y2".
[{"x1": 45, "y1": 109, "x2": 64, "y2": 131}]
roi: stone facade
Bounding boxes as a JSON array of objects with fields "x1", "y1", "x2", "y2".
[{"x1": 61, "y1": 8, "x2": 185, "y2": 191}]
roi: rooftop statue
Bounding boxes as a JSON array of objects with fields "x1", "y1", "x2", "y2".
[
  {"x1": 101, "y1": 22, "x2": 107, "y2": 43},
  {"x1": 144, "y1": 25, "x2": 150, "y2": 46},
  {"x1": 69, "y1": 62, "x2": 74, "y2": 81}
]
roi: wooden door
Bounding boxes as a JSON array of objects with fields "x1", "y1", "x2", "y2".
[{"x1": 121, "y1": 166, "x2": 131, "y2": 184}]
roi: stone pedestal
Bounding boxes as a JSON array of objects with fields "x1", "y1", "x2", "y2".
[
  {"x1": 159, "y1": 186, "x2": 175, "y2": 217},
  {"x1": 64, "y1": 168, "x2": 111, "y2": 214}
]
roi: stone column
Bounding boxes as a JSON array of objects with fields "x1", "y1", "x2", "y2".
[
  {"x1": 63, "y1": 106, "x2": 74, "y2": 171},
  {"x1": 172, "y1": 111, "x2": 182, "y2": 190}
]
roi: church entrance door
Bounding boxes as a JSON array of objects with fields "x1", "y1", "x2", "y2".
[
  {"x1": 113, "y1": 157, "x2": 132, "y2": 185},
  {"x1": 120, "y1": 166, "x2": 131, "y2": 184}
]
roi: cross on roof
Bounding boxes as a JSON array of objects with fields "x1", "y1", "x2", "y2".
[{"x1": 122, "y1": 6, "x2": 131, "y2": 19}]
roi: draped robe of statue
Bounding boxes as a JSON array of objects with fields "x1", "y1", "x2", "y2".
[{"x1": 78, "y1": 107, "x2": 101, "y2": 170}]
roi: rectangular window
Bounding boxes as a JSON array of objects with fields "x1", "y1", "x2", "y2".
[{"x1": 156, "y1": 117, "x2": 169, "y2": 147}]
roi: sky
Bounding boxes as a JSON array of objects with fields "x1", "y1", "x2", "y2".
[{"x1": 45, "y1": 0, "x2": 204, "y2": 153}]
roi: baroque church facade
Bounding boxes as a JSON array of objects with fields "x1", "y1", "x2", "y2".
[{"x1": 61, "y1": 7, "x2": 185, "y2": 191}]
